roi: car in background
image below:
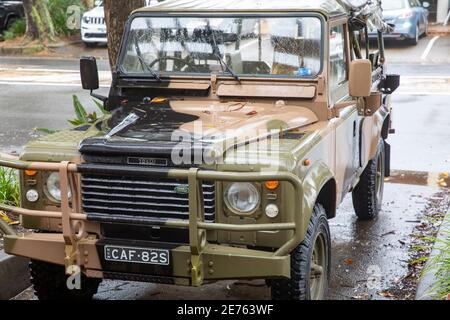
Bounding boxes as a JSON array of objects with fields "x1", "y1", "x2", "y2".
[
  {"x1": 0, "y1": 0, "x2": 24, "y2": 32},
  {"x1": 81, "y1": 0, "x2": 106, "y2": 47},
  {"x1": 379, "y1": 0, "x2": 430, "y2": 45},
  {"x1": 81, "y1": 0, "x2": 156, "y2": 47}
]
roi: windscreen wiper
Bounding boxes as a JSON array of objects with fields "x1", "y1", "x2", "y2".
[
  {"x1": 209, "y1": 29, "x2": 241, "y2": 83},
  {"x1": 105, "y1": 108, "x2": 146, "y2": 139},
  {"x1": 134, "y1": 38, "x2": 162, "y2": 82}
]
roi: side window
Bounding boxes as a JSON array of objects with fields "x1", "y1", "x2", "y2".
[{"x1": 329, "y1": 25, "x2": 348, "y2": 102}]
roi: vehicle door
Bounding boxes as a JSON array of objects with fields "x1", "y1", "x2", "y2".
[{"x1": 330, "y1": 21, "x2": 359, "y2": 200}]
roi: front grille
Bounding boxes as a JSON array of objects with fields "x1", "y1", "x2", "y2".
[
  {"x1": 81, "y1": 174, "x2": 216, "y2": 222},
  {"x1": 85, "y1": 17, "x2": 105, "y2": 25}
]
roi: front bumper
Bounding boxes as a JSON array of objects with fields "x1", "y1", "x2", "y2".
[
  {"x1": 0, "y1": 155, "x2": 303, "y2": 286},
  {"x1": 81, "y1": 26, "x2": 107, "y2": 43}
]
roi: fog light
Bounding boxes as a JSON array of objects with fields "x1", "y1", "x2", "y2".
[
  {"x1": 26, "y1": 189, "x2": 39, "y2": 203},
  {"x1": 265, "y1": 204, "x2": 279, "y2": 218}
]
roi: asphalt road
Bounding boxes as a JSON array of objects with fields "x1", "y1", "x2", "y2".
[{"x1": 2, "y1": 35, "x2": 450, "y2": 300}]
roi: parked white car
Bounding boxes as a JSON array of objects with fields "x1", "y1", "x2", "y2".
[
  {"x1": 81, "y1": 1, "x2": 106, "y2": 47},
  {"x1": 81, "y1": 0, "x2": 155, "y2": 47}
]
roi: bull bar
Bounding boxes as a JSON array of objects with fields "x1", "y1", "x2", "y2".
[{"x1": 0, "y1": 154, "x2": 303, "y2": 285}]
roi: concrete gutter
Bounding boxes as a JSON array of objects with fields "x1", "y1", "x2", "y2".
[
  {"x1": 416, "y1": 208, "x2": 450, "y2": 300},
  {"x1": 0, "y1": 251, "x2": 30, "y2": 300}
]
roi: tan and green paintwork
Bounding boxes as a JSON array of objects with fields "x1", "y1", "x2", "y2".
[{"x1": 0, "y1": 3, "x2": 392, "y2": 286}]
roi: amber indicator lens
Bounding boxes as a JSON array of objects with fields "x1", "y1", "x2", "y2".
[
  {"x1": 25, "y1": 170, "x2": 38, "y2": 177},
  {"x1": 265, "y1": 181, "x2": 280, "y2": 190}
]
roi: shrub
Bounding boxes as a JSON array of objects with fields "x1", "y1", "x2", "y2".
[
  {"x1": 48, "y1": 0, "x2": 87, "y2": 36},
  {"x1": 0, "y1": 167, "x2": 20, "y2": 207},
  {"x1": 2, "y1": 18, "x2": 26, "y2": 40}
]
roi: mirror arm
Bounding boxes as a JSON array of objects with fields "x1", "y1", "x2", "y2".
[
  {"x1": 90, "y1": 90, "x2": 107, "y2": 103},
  {"x1": 331, "y1": 100, "x2": 357, "y2": 118}
]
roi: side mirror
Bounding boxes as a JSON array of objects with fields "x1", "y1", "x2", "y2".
[
  {"x1": 422, "y1": 1, "x2": 430, "y2": 8},
  {"x1": 379, "y1": 74, "x2": 400, "y2": 94},
  {"x1": 80, "y1": 56, "x2": 99, "y2": 91},
  {"x1": 349, "y1": 59, "x2": 372, "y2": 98}
]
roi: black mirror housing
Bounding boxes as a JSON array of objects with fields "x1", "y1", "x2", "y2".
[
  {"x1": 379, "y1": 74, "x2": 400, "y2": 94},
  {"x1": 80, "y1": 56, "x2": 100, "y2": 91}
]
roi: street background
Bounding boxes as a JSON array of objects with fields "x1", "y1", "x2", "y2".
[{"x1": 1, "y1": 33, "x2": 450, "y2": 300}]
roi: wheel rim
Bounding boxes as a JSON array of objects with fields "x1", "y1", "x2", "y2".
[
  {"x1": 415, "y1": 26, "x2": 419, "y2": 42},
  {"x1": 309, "y1": 232, "x2": 327, "y2": 300}
]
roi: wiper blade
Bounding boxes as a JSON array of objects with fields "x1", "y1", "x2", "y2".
[
  {"x1": 212, "y1": 51, "x2": 241, "y2": 84},
  {"x1": 105, "y1": 110, "x2": 145, "y2": 139},
  {"x1": 209, "y1": 28, "x2": 241, "y2": 83},
  {"x1": 134, "y1": 38, "x2": 162, "y2": 82}
]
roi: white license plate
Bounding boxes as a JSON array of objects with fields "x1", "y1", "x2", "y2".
[{"x1": 104, "y1": 245, "x2": 170, "y2": 265}]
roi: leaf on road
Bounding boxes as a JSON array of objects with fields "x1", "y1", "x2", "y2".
[
  {"x1": 352, "y1": 293, "x2": 369, "y2": 300},
  {"x1": 378, "y1": 291, "x2": 395, "y2": 298},
  {"x1": 438, "y1": 172, "x2": 449, "y2": 179},
  {"x1": 344, "y1": 258, "x2": 353, "y2": 265},
  {"x1": 0, "y1": 211, "x2": 17, "y2": 225}
]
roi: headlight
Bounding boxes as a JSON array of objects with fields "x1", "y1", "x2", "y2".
[
  {"x1": 46, "y1": 172, "x2": 72, "y2": 202},
  {"x1": 83, "y1": 16, "x2": 90, "y2": 23},
  {"x1": 224, "y1": 183, "x2": 260, "y2": 214}
]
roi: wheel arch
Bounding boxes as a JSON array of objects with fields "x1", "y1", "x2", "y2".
[{"x1": 301, "y1": 161, "x2": 337, "y2": 229}]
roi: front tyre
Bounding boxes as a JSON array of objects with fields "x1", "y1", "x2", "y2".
[
  {"x1": 30, "y1": 260, "x2": 101, "y2": 300},
  {"x1": 408, "y1": 25, "x2": 420, "y2": 46},
  {"x1": 352, "y1": 139, "x2": 385, "y2": 220},
  {"x1": 271, "y1": 204, "x2": 331, "y2": 300}
]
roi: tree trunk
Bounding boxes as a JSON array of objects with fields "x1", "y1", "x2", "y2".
[
  {"x1": 104, "y1": 0, "x2": 145, "y2": 70},
  {"x1": 22, "y1": 0, "x2": 56, "y2": 42}
]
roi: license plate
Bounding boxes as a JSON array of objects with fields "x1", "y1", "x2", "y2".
[{"x1": 104, "y1": 245, "x2": 170, "y2": 266}]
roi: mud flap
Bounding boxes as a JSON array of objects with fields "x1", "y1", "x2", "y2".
[{"x1": 384, "y1": 141, "x2": 391, "y2": 177}]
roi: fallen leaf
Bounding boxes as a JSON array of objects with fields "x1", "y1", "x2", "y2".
[
  {"x1": 378, "y1": 291, "x2": 395, "y2": 298},
  {"x1": 352, "y1": 293, "x2": 369, "y2": 300},
  {"x1": 0, "y1": 212, "x2": 13, "y2": 224},
  {"x1": 0, "y1": 211, "x2": 18, "y2": 225},
  {"x1": 439, "y1": 172, "x2": 449, "y2": 179},
  {"x1": 344, "y1": 258, "x2": 353, "y2": 265}
]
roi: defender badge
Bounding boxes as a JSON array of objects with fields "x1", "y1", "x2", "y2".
[{"x1": 127, "y1": 157, "x2": 168, "y2": 166}]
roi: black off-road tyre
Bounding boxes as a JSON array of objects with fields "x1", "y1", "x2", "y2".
[
  {"x1": 352, "y1": 139, "x2": 385, "y2": 220},
  {"x1": 30, "y1": 260, "x2": 101, "y2": 300},
  {"x1": 271, "y1": 204, "x2": 331, "y2": 300}
]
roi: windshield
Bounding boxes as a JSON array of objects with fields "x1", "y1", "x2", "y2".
[
  {"x1": 120, "y1": 16, "x2": 323, "y2": 78},
  {"x1": 382, "y1": 1, "x2": 407, "y2": 11}
]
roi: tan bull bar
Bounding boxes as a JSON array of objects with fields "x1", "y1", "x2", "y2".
[{"x1": 0, "y1": 154, "x2": 303, "y2": 286}]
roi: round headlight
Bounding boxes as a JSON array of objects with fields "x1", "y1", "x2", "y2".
[
  {"x1": 46, "y1": 172, "x2": 72, "y2": 202},
  {"x1": 224, "y1": 183, "x2": 260, "y2": 214}
]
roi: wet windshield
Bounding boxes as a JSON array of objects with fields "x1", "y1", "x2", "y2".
[{"x1": 120, "y1": 16, "x2": 322, "y2": 78}]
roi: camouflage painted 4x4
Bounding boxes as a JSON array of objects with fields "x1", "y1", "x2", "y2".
[{"x1": 0, "y1": 0, "x2": 400, "y2": 300}]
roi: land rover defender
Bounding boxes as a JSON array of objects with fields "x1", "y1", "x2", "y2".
[{"x1": 0, "y1": 0, "x2": 400, "y2": 300}]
